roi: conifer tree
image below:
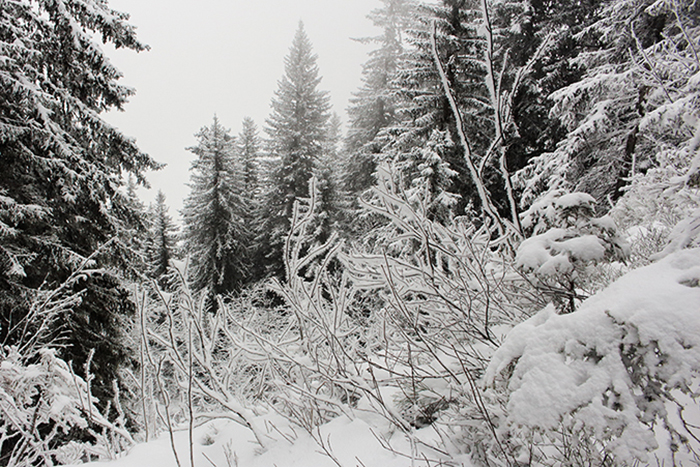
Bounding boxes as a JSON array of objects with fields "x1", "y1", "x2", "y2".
[
  {"x1": 499, "y1": 0, "x2": 604, "y2": 207},
  {"x1": 313, "y1": 113, "x2": 345, "y2": 243},
  {"x1": 118, "y1": 175, "x2": 150, "y2": 276},
  {"x1": 517, "y1": 0, "x2": 699, "y2": 209},
  {"x1": 406, "y1": 129, "x2": 460, "y2": 222},
  {"x1": 237, "y1": 117, "x2": 262, "y2": 235},
  {"x1": 263, "y1": 21, "x2": 331, "y2": 276},
  {"x1": 0, "y1": 0, "x2": 158, "y2": 292},
  {"x1": 147, "y1": 190, "x2": 178, "y2": 286},
  {"x1": 238, "y1": 117, "x2": 262, "y2": 196},
  {"x1": 396, "y1": 0, "x2": 493, "y2": 215},
  {"x1": 237, "y1": 117, "x2": 267, "y2": 280},
  {"x1": 182, "y1": 117, "x2": 251, "y2": 302},
  {"x1": 0, "y1": 0, "x2": 162, "y2": 435},
  {"x1": 343, "y1": 0, "x2": 416, "y2": 195}
]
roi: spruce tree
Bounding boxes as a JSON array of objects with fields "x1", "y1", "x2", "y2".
[
  {"x1": 497, "y1": 0, "x2": 604, "y2": 207},
  {"x1": 343, "y1": 0, "x2": 416, "y2": 195},
  {"x1": 514, "y1": 0, "x2": 698, "y2": 210},
  {"x1": 313, "y1": 113, "x2": 345, "y2": 243},
  {"x1": 262, "y1": 21, "x2": 331, "y2": 277},
  {"x1": 238, "y1": 117, "x2": 262, "y2": 196},
  {"x1": 147, "y1": 190, "x2": 178, "y2": 287},
  {"x1": 388, "y1": 0, "x2": 491, "y2": 219},
  {"x1": 119, "y1": 175, "x2": 150, "y2": 276},
  {"x1": 237, "y1": 117, "x2": 267, "y2": 280},
  {"x1": 0, "y1": 0, "x2": 159, "y2": 418},
  {"x1": 182, "y1": 117, "x2": 251, "y2": 303},
  {"x1": 0, "y1": 0, "x2": 158, "y2": 289}
]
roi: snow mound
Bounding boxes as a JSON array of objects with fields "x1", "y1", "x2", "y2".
[{"x1": 486, "y1": 248, "x2": 700, "y2": 463}]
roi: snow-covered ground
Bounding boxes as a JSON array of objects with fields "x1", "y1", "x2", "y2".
[{"x1": 69, "y1": 409, "x2": 473, "y2": 467}]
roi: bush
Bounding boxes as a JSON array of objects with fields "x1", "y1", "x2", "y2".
[{"x1": 486, "y1": 248, "x2": 700, "y2": 465}]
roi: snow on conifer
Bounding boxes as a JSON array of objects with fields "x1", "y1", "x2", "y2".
[{"x1": 181, "y1": 117, "x2": 252, "y2": 300}]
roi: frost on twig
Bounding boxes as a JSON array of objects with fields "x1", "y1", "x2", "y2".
[{"x1": 0, "y1": 347, "x2": 134, "y2": 466}]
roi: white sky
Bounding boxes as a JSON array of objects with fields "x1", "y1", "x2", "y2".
[{"x1": 104, "y1": 0, "x2": 381, "y2": 218}]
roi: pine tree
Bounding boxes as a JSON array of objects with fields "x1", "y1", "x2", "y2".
[
  {"x1": 262, "y1": 21, "x2": 331, "y2": 277},
  {"x1": 374, "y1": 0, "x2": 568, "y2": 224},
  {"x1": 406, "y1": 129, "x2": 460, "y2": 222},
  {"x1": 496, "y1": 0, "x2": 602, "y2": 182},
  {"x1": 237, "y1": 117, "x2": 267, "y2": 280},
  {"x1": 116, "y1": 174, "x2": 159, "y2": 280},
  {"x1": 182, "y1": 117, "x2": 251, "y2": 302},
  {"x1": 384, "y1": 0, "x2": 488, "y2": 218},
  {"x1": 0, "y1": 0, "x2": 158, "y2": 290},
  {"x1": 237, "y1": 117, "x2": 262, "y2": 235},
  {"x1": 147, "y1": 190, "x2": 178, "y2": 286},
  {"x1": 517, "y1": 0, "x2": 700, "y2": 210},
  {"x1": 313, "y1": 113, "x2": 345, "y2": 243},
  {"x1": 500, "y1": 0, "x2": 605, "y2": 207}
]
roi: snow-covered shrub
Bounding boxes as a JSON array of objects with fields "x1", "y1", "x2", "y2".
[
  {"x1": 334, "y1": 164, "x2": 536, "y2": 462},
  {"x1": 648, "y1": 132, "x2": 700, "y2": 260},
  {"x1": 611, "y1": 128, "x2": 700, "y2": 268},
  {"x1": 486, "y1": 247, "x2": 700, "y2": 465},
  {"x1": 209, "y1": 168, "x2": 532, "y2": 464},
  {"x1": 263, "y1": 186, "x2": 370, "y2": 429},
  {"x1": 135, "y1": 261, "x2": 272, "y2": 451},
  {"x1": 134, "y1": 185, "x2": 376, "y2": 456},
  {"x1": 0, "y1": 347, "x2": 133, "y2": 466},
  {"x1": 516, "y1": 190, "x2": 629, "y2": 313},
  {"x1": 0, "y1": 248, "x2": 136, "y2": 466}
]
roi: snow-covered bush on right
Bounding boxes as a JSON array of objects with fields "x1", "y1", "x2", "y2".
[
  {"x1": 486, "y1": 247, "x2": 700, "y2": 466},
  {"x1": 515, "y1": 190, "x2": 629, "y2": 313}
]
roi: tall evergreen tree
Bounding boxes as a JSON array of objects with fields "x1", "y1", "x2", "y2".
[
  {"x1": 498, "y1": 0, "x2": 605, "y2": 207},
  {"x1": 381, "y1": 0, "x2": 489, "y2": 219},
  {"x1": 238, "y1": 117, "x2": 262, "y2": 196},
  {"x1": 0, "y1": 0, "x2": 158, "y2": 290},
  {"x1": 237, "y1": 117, "x2": 267, "y2": 280},
  {"x1": 517, "y1": 0, "x2": 699, "y2": 209},
  {"x1": 147, "y1": 190, "x2": 178, "y2": 286},
  {"x1": 313, "y1": 113, "x2": 345, "y2": 243},
  {"x1": 343, "y1": 0, "x2": 416, "y2": 195},
  {"x1": 262, "y1": 21, "x2": 331, "y2": 276},
  {"x1": 119, "y1": 175, "x2": 150, "y2": 276},
  {"x1": 182, "y1": 117, "x2": 251, "y2": 302},
  {"x1": 0, "y1": 0, "x2": 159, "y2": 415}
]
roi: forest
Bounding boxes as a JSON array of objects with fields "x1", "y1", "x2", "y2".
[{"x1": 1, "y1": 0, "x2": 700, "y2": 465}]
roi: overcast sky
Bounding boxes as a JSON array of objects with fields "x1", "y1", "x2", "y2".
[{"x1": 104, "y1": 0, "x2": 381, "y2": 217}]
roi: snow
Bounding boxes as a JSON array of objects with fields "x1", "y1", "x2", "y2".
[
  {"x1": 653, "y1": 207, "x2": 700, "y2": 259},
  {"x1": 486, "y1": 247, "x2": 700, "y2": 462},
  {"x1": 519, "y1": 190, "x2": 598, "y2": 233},
  {"x1": 515, "y1": 228, "x2": 607, "y2": 275},
  {"x1": 66, "y1": 409, "x2": 474, "y2": 467},
  {"x1": 590, "y1": 214, "x2": 616, "y2": 231}
]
